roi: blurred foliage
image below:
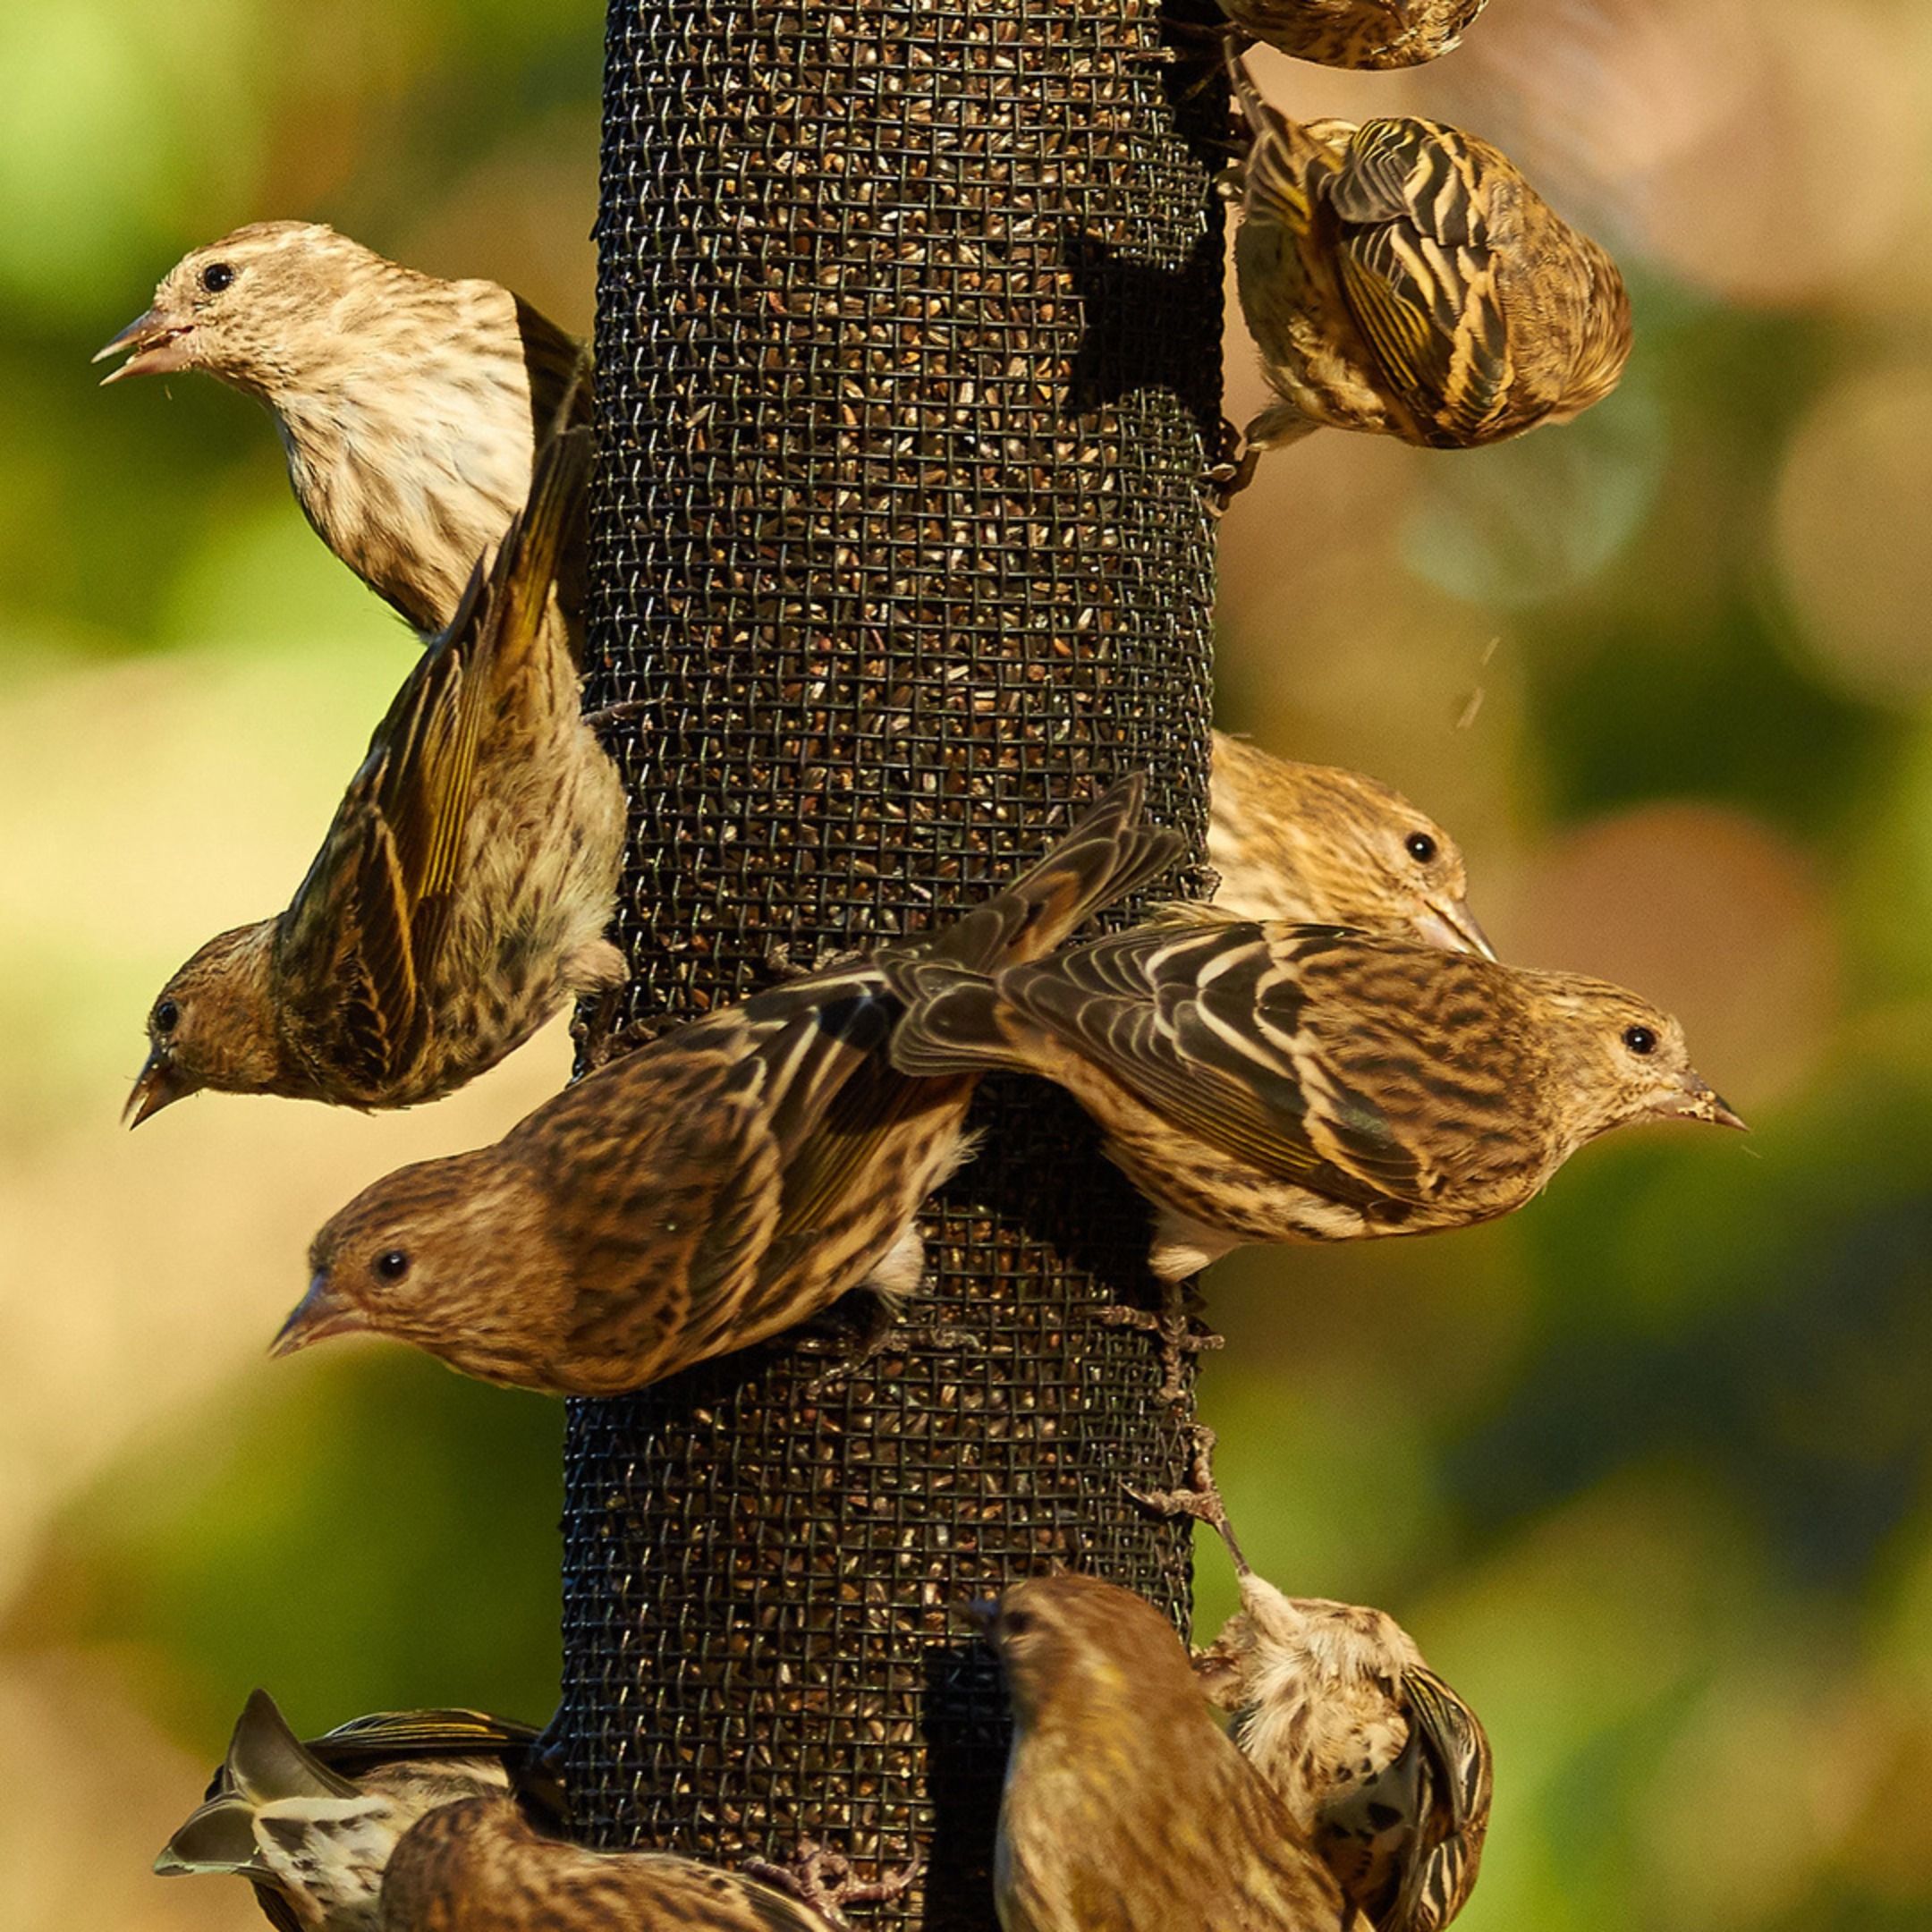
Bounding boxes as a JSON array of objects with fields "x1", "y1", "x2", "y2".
[
  {"x1": 13, "y1": 1353, "x2": 563, "y2": 1741},
  {"x1": 3, "y1": 1, "x2": 1930, "y2": 1929}
]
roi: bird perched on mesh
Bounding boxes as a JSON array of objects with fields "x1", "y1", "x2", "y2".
[
  {"x1": 979, "y1": 1571, "x2": 1349, "y2": 1931},
  {"x1": 1216, "y1": 0, "x2": 1489, "y2": 71},
  {"x1": 273, "y1": 777, "x2": 1182, "y2": 1394},
  {"x1": 95, "y1": 221, "x2": 589, "y2": 642},
  {"x1": 378, "y1": 1792, "x2": 845, "y2": 1932},
  {"x1": 1140, "y1": 1436, "x2": 1493, "y2": 1932},
  {"x1": 155, "y1": 1688, "x2": 565, "y2": 1932},
  {"x1": 1220, "y1": 51, "x2": 1630, "y2": 491},
  {"x1": 158, "y1": 1689, "x2": 836, "y2": 1932},
  {"x1": 1199, "y1": 1572, "x2": 1492, "y2": 1932},
  {"x1": 125, "y1": 425, "x2": 625, "y2": 1125},
  {"x1": 888, "y1": 919, "x2": 1741, "y2": 1282},
  {"x1": 1206, "y1": 733, "x2": 1492, "y2": 955}
]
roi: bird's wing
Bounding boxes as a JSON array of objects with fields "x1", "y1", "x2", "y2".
[
  {"x1": 309, "y1": 1709, "x2": 541, "y2": 1768},
  {"x1": 1392, "y1": 1665, "x2": 1495, "y2": 1932},
  {"x1": 728, "y1": 974, "x2": 928, "y2": 1267},
  {"x1": 1001, "y1": 924, "x2": 1428, "y2": 1208},
  {"x1": 275, "y1": 598, "x2": 484, "y2": 1087},
  {"x1": 770, "y1": 1045, "x2": 931, "y2": 1252},
  {"x1": 1329, "y1": 118, "x2": 1514, "y2": 443},
  {"x1": 514, "y1": 297, "x2": 594, "y2": 442},
  {"x1": 1404, "y1": 1667, "x2": 1492, "y2": 1835},
  {"x1": 275, "y1": 430, "x2": 590, "y2": 1089}
]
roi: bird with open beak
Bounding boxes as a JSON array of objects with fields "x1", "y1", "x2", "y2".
[
  {"x1": 271, "y1": 778, "x2": 1182, "y2": 1394},
  {"x1": 124, "y1": 423, "x2": 624, "y2": 1126},
  {"x1": 94, "y1": 220, "x2": 589, "y2": 643}
]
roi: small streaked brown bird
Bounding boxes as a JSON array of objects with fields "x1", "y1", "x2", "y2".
[
  {"x1": 126, "y1": 425, "x2": 624, "y2": 1124},
  {"x1": 1200, "y1": 1580, "x2": 1492, "y2": 1932},
  {"x1": 1207, "y1": 733, "x2": 1492, "y2": 955},
  {"x1": 980, "y1": 1572, "x2": 1348, "y2": 1932},
  {"x1": 274, "y1": 779, "x2": 1182, "y2": 1394},
  {"x1": 158, "y1": 1690, "x2": 833, "y2": 1932},
  {"x1": 1218, "y1": 0, "x2": 1489, "y2": 71},
  {"x1": 1165, "y1": 1465, "x2": 1493, "y2": 1932},
  {"x1": 378, "y1": 1792, "x2": 837, "y2": 1932},
  {"x1": 1223, "y1": 51, "x2": 1630, "y2": 485},
  {"x1": 155, "y1": 1689, "x2": 564, "y2": 1932},
  {"x1": 95, "y1": 221, "x2": 589, "y2": 641},
  {"x1": 889, "y1": 919, "x2": 1742, "y2": 1281}
]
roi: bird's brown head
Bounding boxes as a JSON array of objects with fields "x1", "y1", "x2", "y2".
[
  {"x1": 1212, "y1": 742, "x2": 1494, "y2": 958},
  {"x1": 126, "y1": 922, "x2": 283, "y2": 1126},
  {"x1": 94, "y1": 222, "x2": 381, "y2": 398},
  {"x1": 1532, "y1": 973, "x2": 1746, "y2": 1146},
  {"x1": 979, "y1": 1572, "x2": 1201, "y2": 1735},
  {"x1": 281, "y1": 1151, "x2": 547, "y2": 1385}
]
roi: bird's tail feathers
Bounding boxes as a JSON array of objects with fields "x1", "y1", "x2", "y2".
[
  {"x1": 476, "y1": 423, "x2": 592, "y2": 682},
  {"x1": 914, "y1": 774, "x2": 1184, "y2": 976},
  {"x1": 887, "y1": 963, "x2": 1042, "y2": 1080},
  {"x1": 155, "y1": 1690, "x2": 359, "y2": 1879},
  {"x1": 1229, "y1": 50, "x2": 1330, "y2": 229}
]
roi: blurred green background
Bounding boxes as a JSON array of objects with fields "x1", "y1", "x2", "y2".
[{"x1": 2, "y1": 1, "x2": 1929, "y2": 1927}]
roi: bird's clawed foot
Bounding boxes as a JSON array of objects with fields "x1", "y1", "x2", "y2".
[
  {"x1": 1205, "y1": 419, "x2": 1260, "y2": 513},
  {"x1": 580, "y1": 696, "x2": 648, "y2": 735},
  {"x1": 744, "y1": 1839, "x2": 920, "y2": 1927},
  {"x1": 572, "y1": 1001, "x2": 665, "y2": 1072},
  {"x1": 1099, "y1": 1278, "x2": 1224, "y2": 1405},
  {"x1": 1125, "y1": 1423, "x2": 1248, "y2": 1569},
  {"x1": 790, "y1": 1291, "x2": 904, "y2": 1399}
]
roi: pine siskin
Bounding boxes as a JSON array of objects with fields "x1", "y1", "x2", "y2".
[
  {"x1": 155, "y1": 1689, "x2": 564, "y2": 1932},
  {"x1": 1223, "y1": 52, "x2": 1630, "y2": 483},
  {"x1": 273, "y1": 778, "x2": 1182, "y2": 1394},
  {"x1": 94, "y1": 221, "x2": 589, "y2": 641},
  {"x1": 1167, "y1": 1459, "x2": 1493, "y2": 1932},
  {"x1": 888, "y1": 919, "x2": 1742, "y2": 1281},
  {"x1": 125, "y1": 425, "x2": 624, "y2": 1125},
  {"x1": 979, "y1": 1572, "x2": 1349, "y2": 1932},
  {"x1": 377, "y1": 1791, "x2": 839, "y2": 1932},
  {"x1": 157, "y1": 1690, "x2": 833, "y2": 1932},
  {"x1": 1219, "y1": 0, "x2": 1489, "y2": 72},
  {"x1": 1207, "y1": 733, "x2": 1492, "y2": 955}
]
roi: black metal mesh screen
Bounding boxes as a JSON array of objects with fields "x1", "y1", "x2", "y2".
[{"x1": 561, "y1": 1, "x2": 1224, "y2": 1923}]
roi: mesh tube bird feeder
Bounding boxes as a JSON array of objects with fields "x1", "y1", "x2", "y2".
[{"x1": 560, "y1": 1, "x2": 1225, "y2": 1922}]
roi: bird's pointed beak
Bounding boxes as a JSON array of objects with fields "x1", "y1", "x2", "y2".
[
  {"x1": 965, "y1": 1596, "x2": 1001, "y2": 1635},
  {"x1": 1660, "y1": 1073, "x2": 1748, "y2": 1133},
  {"x1": 93, "y1": 308, "x2": 194, "y2": 385},
  {"x1": 124, "y1": 1049, "x2": 191, "y2": 1128},
  {"x1": 1414, "y1": 896, "x2": 1496, "y2": 962},
  {"x1": 271, "y1": 1273, "x2": 366, "y2": 1359}
]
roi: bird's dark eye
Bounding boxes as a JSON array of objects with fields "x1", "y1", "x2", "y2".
[
  {"x1": 200, "y1": 262, "x2": 235, "y2": 293},
  {"x1": 999, "y1": 1608, "x2": 1034, "y2": 1638},
  {"x1": 373, "y1": 1249, "x2": 411, "y2": 1284},
  {"x1": 1404, "y1": 832, "x2": 1438, "y2": 864},
  {"x1": 153, "y1": 997, "x2": 181, "y2": 1036},
  {"x1": 1623, "y1": 1025, "x2": 1657, "y2": 1056}
]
